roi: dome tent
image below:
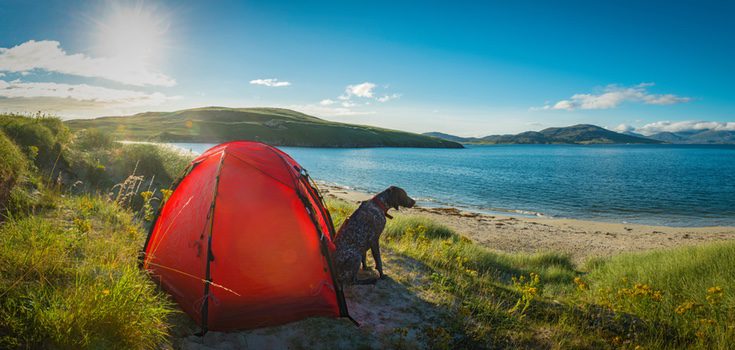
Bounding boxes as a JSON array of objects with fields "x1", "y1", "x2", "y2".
[{"x1": 140, "y1": 141, "x2": 351, "y2": 332}]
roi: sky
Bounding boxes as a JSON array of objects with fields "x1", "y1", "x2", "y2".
[{"x1": 1, "y1": 0, "x2": 734, "y2": 136}]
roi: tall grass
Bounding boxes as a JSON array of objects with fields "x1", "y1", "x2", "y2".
[
  {"x1": 576, "y1": 242, "x2": 735, "y2": 349},
  {"x1": 327, "y1": 199, "x2": 583, "y2": 348},
  {"x1": 0, "y1": 195, "x2": 175, "y2": 349},
  {"x1": 67, "y1": 142, "x2": 191, "y2": 193},
  {"x1": 328, "y1": 199, "x2": 735, "y2": 349},
  {"x1": 0, "y1": 130, "x2": 26, "y2": 213}
]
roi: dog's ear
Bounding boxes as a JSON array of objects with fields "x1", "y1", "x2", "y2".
[
  {"x1": 388, "y1": 186, "x2": 401, "y2": 210},
  {"x1": 384, "y1": 186, "x2": 397, "y2": 210}
]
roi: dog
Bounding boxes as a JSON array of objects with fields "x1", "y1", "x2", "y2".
[{"x1": 333, "y1": 186, "x2": 416, "y2": 285}]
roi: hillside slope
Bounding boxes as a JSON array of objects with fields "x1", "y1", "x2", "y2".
[
  {"x1": 425, "y1": 124, "x2": 662, "y2": 145},
  {"x1": 66, "y1": 107, "x2": 463, "y2": 148},
  {"x1": 422, "y1": 132, "x2": 479, "y2": 143},
  {"x1": 648, "y1": 130, "x2": 735, "y2": 144}
]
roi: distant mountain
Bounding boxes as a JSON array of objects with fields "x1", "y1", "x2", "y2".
[
  {"x1": 425, "y1": 124, "x2": 662, "y2": 145},
  {"x1": 622, "y1": 131, "x2": 647, "y2": 138},
  {"x1": 422, "y1": 132, "x2": 479, "y2": 143},
  {"x1": 66, "y1": 107, "x2": 463, "y2": 148},
  {"x1": 647, "y1": 129, "x2": 735, "y2": 144},
  {"x1": 647, "y1": 132, "x2": 689, "y2": 143}
]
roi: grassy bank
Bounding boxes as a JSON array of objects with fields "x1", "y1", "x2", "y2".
[
  {"x1": 0, "y1": 114, "x2": 191, "y2": 349},
  {"x1": 1, "y1": 113, "x2": 733, "y2": 348},
  {"x1": 0, "y1": 195, "x2": 175, "y2": 349},
  {"x1": 328, "y1": 200, "x2": 735, "y2": 349}
]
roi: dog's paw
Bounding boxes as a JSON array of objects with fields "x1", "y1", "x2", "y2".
[{"x1": 379, "y1": 273, "x2": 387, "y2": 280}]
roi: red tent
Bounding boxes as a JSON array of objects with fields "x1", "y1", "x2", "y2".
[{"x1": 140, "y1": 141, "x2": 350, "y2": 332}]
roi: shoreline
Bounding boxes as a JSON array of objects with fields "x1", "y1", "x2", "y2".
[{"x1": 319, "y1": 183, "x2": 735, "y2": 263}]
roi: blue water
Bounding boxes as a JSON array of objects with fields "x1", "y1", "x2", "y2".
[{"x1": 171, "y1": 143, "x2": 735, "y2": 227}]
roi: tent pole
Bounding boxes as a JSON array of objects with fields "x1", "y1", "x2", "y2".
[
  {"x1": 197, "y1": 151, "x2": 226, "y2": 336},
  {"x1": 296, "y1": 176, "x2": 357, "y2": 326}
]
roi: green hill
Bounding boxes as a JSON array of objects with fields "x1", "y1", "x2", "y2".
[
  {"x1": 65, "y1": 107, "x2": 463, "y2": 148},
  {"x1": 425, "y1": 124, "x2": 662, "y2": 145}
]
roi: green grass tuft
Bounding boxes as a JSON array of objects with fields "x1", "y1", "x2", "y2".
[
  {"x1": 576, "y1": 241, "x2": 735, "y2": 349},
  {"x1": 0, "y1": 195, "x2": 176, "y2": 349},
  {"x1": 0, "y1": 130, "x2": 27, "y2": 213}
]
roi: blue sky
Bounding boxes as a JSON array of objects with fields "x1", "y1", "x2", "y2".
[{"x1": 1, "y1": 0, "x2": 733, "y2": 136}]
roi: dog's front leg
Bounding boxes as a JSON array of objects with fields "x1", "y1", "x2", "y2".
[
  {"x1": 370, "y1": 241, "x2": 385, "y2": 279},
  {"x1": 361, "y1": 251, "x2": 370, "y2": 270}
]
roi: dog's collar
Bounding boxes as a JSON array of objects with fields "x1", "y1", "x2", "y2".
[{"x1": 371, "y1": 197, "x2": 393, "y2": 219}]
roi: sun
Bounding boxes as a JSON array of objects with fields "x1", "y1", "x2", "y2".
[{"x1": 93, "y1": 3, "x2": 170, "y2": 64}]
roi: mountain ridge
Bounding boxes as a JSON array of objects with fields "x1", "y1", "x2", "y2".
[
  {"x1": 426, "y1": 124, "x2": 662, "y2": 144},
  {"x1": 66, "y1": 107, "x2": 463, "y2": 148},
  {"x1": 646, "y1": 129, "x2": 735, "y2": 144}
]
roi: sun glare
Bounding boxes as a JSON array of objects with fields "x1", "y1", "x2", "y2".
[{"x1": 93, "y1": 3, "x2": 169, "y2": 64}]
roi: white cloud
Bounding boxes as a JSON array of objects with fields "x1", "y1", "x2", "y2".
[
  {"x1": 249, "y1": 78, "x2": 291, "y2": 87},
  {"x1": 344, "y1": 82, "x2": 376, "y2": 98},
  {"x1": 0, "y1": 80, "x2": 173, "y2": 106},
  {"x1": 636, "y1": 121, "x2": 735, "y2": 135},
  {"x1": 377, "y1": 93, "x2": 401, "y2": 102},
  {"x1": 539, "y1": 83, "x2": 691, "y2": 111},
  {"x1": 315, "y1": 81, "x2": 399, "y2": 116},
  {"x1": 613, "y1": 123, "x2": 636, "y2": 133},
  {"x1": 0, "y1": 40, "x2": 175, "y2": 86}
]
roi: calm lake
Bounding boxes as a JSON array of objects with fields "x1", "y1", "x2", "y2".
[{"x1": 170, "y1": 143, "x2": 735, "y2": 227}]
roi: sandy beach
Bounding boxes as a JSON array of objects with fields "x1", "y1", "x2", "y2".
[{"x1": 320, "y1": 184, "x2": 735, "y2": 263}]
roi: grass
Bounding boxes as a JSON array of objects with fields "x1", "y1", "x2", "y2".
[
  {"x1": 0, "y1": 194, "x2": 176, "y2": 349},
  {"x1": 0, "y1": 130, "x2": 27, "y2": 213},
  {"x1": 328, "y1": 199, "x2": 587, "y2": 348},
  {"x1": 576, "y1": 242, "x2": 735, "y2": 349},
  {"x1": 0, "y1": 114, "x2": 71, "y2": 171},
  {"x1": 66, "y1": 142, "x2": 191, "y2": 192},
  {"x1": 0, "y1": 115, "x2": 188, "y2": 348},
  {"x1": 65, "y1": 107, "x2": 463, "y2": 148},
  {"x1": 328, "y1": 199, "x2": 735, "y2": 349}
]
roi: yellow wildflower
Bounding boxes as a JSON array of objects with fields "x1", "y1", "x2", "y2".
[
  {"x1": 573, "y1": 277, "x2": 589, "y2": 291},
  {"x1": 140, "y1": 191, "x2": 154, "y2": 202},
  {"x1": 675, "y1": 301, "x2": 700, "y2": 315},
  {"x1": 612, "y1": 336, "x2": 622, "y2": 345},
  {"x1": 706, "y1": 286, "x2": 724, "y2": 305},
  {"x1": 161, "y1": 189, "x2": 173, "y2": 202}
]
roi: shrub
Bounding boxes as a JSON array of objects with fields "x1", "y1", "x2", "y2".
[
  {"x1": 106, "y1": 144, "x2": 191, "y2": 188},
  {"x1": 0, "y1": 130, "x2": 27, "y2": 214},
  {"x1": 0, "y1": 114, "x2": 70, "y2": 177},
  {"x1": 75, "y1": 128, "x2": 114, "y2": 150}
]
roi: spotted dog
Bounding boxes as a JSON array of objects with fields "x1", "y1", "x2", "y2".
[{"x1": 334, "y1": 186, "x2": 416, "y2": 285}]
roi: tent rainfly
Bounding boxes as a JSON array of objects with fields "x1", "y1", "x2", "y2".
[{"x1": 140, "y1": 141, "x2": 351, "y2": 332}]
